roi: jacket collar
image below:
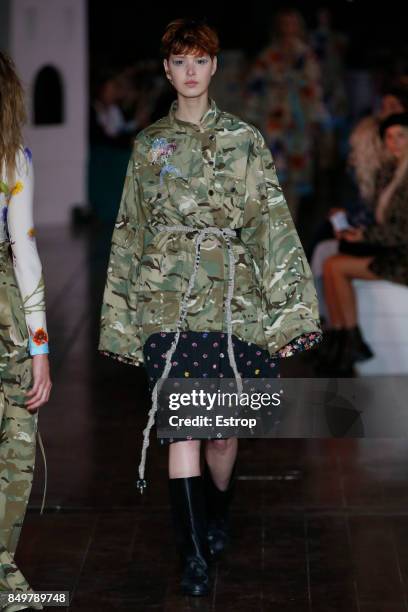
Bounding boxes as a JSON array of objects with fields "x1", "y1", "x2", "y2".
[{"x1": 168, "y1": 97, "x2": 220, "y2": 131}]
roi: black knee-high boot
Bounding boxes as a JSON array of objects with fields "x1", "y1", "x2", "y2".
[
  {"x1": 203, "y1": 461, "x2": 236, "y2": 559},
  {"x1": 168, "y1": 476, "x2": 211, "y2": 596}
]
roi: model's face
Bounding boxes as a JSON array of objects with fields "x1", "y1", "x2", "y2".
[
  {"x1": 163, "y1": 52, "x2": 217, "y2": 98},
  {"x1": 380, "y1": 95, "x2": 404, "y2": 119},
  {"x1": 384, "y1": 125, "x2": 408, "y2": 160}
]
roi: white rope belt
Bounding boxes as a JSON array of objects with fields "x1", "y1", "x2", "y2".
[{"x1": 136, "y1": 224, "x2": 244, "y2": 493}]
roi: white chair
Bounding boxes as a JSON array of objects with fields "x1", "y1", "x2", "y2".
[{"x1": 353, "y1": 279, "x2": 408, "y2": 375}]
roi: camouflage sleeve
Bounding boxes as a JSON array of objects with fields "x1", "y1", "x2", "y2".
[
  {"x1": 98, "y1": 140, "x2": 145, "y2": 366},
  {"x1": 242, "y1": 128, "x2": 322, "y2": 357}
]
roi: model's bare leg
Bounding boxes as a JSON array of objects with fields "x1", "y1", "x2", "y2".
[
  {"x1": 204, "y1": 438, "x2": 238, "y2": 490},
  {"x1": 324, "y1": 255, "x2": 378, "y2": 328},
  {"x1": 169, "y1": 440, "x2": 201, "y2": 478}
]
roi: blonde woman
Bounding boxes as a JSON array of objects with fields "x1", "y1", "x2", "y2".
[
  {"x1": 0, "y1": 51, "x2": 51, "y2": 609},
  {"x1": 322, "y1": 112, "x2": 408, "y2": 372}
]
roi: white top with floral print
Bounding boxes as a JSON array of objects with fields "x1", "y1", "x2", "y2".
[{"x1": 0, "y1": 147, "x2": 49, "y2": 355}]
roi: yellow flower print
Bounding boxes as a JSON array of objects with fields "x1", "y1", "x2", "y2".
[
  {"x1": 255, "y1": 369, "x2": 260, "y2": 375},
  {"x1": 11, "y1": 181, "x2": 24, "y2": 196},
  {"x1": 27, "y1": 227, "x2": 36, "y2": 239},
  {"x1": 184, "y1": 371, "x2": 190, "y2": 377}
]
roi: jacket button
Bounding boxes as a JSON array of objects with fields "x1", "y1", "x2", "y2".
[
  {"x1": 209, "y1": 134, "x2": 215, "y2": 140},
  {"x1": 208, "y1": 189, "x2": 214, "y2": 196},
  {"x1": 208, "y1": 160, "x2": 214, "y2": 166},
  {"x1": 231, "y1": 187, "x2": 236, "y2": 192}
]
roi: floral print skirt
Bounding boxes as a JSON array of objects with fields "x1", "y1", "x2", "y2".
[{"x1": 143, "y1": 331, "x2": 280, "y2": 445}]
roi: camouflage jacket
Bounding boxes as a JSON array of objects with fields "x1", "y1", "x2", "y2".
[{"x1": 98, "y1": 98, "x2": 322, "y2": 367}]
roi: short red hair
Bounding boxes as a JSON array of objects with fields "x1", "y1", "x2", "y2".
[{"x1": 161, "y1": 18, "x2": 220, "y2": 59}]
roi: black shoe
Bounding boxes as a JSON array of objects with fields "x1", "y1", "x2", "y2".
[
  {"x1": 348, "y1": 325, "x2": 374, "y2": 362},
  {"x1": 203, "y1": 461, "x2": 236, "y2": 560},
  {"x1": 168, "y1": 476, "x2": 211, "y2": 597},
  {"x1": 337, "y1": 325, "x2": 374, "y2": 371}
]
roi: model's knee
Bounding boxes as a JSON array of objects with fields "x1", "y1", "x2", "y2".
[
  {"x1": 206, "y1": 437, "x2": 236, "y2": 454},
  {"x1": 170, "y1": 439, "x2": 200, "y2": 452}
]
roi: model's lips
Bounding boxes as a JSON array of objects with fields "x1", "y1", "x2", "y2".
[{"x1": 185, "y1": 81, "x2": 198, "y2": 86}]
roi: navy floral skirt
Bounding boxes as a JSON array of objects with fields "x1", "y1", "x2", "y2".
[{"x1": 143, "y1": 331, "x2": 280, "y2": 445}]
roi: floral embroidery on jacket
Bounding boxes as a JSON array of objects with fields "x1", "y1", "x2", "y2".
[
  {"x1": 148, "y1": 137, "x2": 181, "y2": 185},
  {"x1": 148, "y1": 137, "x2": 177, "y2": 164}
]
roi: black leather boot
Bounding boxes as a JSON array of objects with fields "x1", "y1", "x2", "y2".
[
  {"x1": 336, "y1": 325, "x2": 374, "y2": 371},
  {"x1": 203, "y1": 461, "x2": 236, "y2": 560},
  {"x1": 168, "y1": 476, "x2": 211, "y2": 596},
  {"x1": 348, "y1": 325, "x2": 374, "y2": 362}
]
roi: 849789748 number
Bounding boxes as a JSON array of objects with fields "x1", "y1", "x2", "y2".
[{"x1": 0, "y1": 591, "x2": 70, "y2": 607}]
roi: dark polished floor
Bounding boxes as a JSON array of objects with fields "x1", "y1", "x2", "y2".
[{"x1": 16, "y1": 223, "x2": 408, "y2": 611}]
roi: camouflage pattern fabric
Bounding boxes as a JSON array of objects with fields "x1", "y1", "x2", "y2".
[
  {"x1": 0, "y1": 242, "x2": 43, "y2": 610},
  {"x1": 99, "y1": 97, "x2": 322, "y2": 367}
]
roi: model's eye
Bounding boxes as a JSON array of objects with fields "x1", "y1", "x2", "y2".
[
  {"x1": 172, "y1": 59, "x2": 184, "y2": 65},
  {"x1": 197, "y1": 58, "x2": 209, "y2": 65}
]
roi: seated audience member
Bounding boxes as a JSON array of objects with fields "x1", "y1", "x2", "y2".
[{"x1": 318, "y1": 112, "x2": 408, "y2": 372}]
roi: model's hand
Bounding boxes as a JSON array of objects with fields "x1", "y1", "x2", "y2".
[
  {"x1": 25, "y1": 354, "x2": 52, "y2": 412},
  {"x1": 342, "y1": 227, "x2": 364, "y2": 242}
]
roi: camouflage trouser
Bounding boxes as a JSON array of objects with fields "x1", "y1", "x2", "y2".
[{"x1": 0, "y1": 351, "x2": 43, "y2": 611}]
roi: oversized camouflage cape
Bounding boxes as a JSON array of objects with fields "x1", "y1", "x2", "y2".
[{"x1": 99, "y1": 97, "x2": 322, "y2": 367}]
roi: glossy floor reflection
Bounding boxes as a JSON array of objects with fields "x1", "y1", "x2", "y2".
[{"x1": 16, "y1": 224, "x2": 408, "y2": 611}]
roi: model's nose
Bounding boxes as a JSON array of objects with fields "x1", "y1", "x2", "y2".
[{"x1": 186, "y1": 62, "x2": 196, "y2": 76}]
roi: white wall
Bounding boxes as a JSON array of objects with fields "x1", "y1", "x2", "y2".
[{"x1": 8, "y1": 0, "x2": 88, "y2": 226}]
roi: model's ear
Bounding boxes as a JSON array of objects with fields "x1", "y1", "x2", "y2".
[
  {"x1": 211, "y1": 56, "x2": 218, "y2": 76},
  {"x1": 163, "y1": 58, "x2": 172, "y2": 82}
]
